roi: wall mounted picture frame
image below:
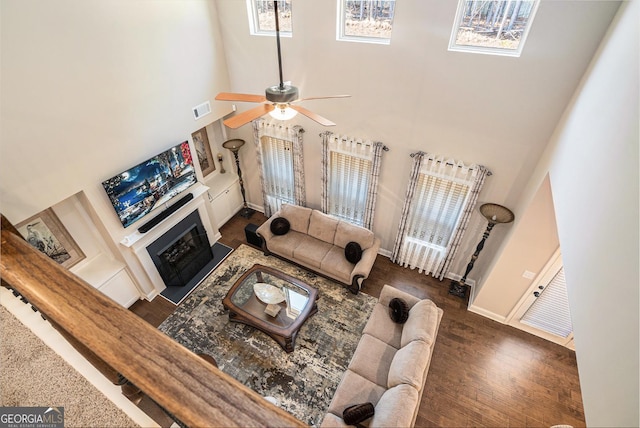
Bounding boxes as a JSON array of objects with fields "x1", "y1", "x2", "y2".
[
  {"x1": 192, "y1": 126, "x2": 216, "y2": 177},
  {"x1": 16, "y1": 208, "x2": 86, "y2": 269}
]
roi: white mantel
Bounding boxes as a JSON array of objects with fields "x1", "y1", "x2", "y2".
[
  {"x1": 120, "y1": 183, "x2": 211, "y2": 248},
  {"x1": 117, "y1": 184, "x2": 220, "y2": 299}
]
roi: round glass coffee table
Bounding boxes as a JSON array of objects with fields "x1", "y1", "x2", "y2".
[{"x1": 222, "y1": 264, "x2": 318, "y2": 353}]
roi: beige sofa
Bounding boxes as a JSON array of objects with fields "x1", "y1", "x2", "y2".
[
  {"x1": 321, "y1": 285, "x2": 443, "y2": 427},
  {"x1": 256, "y1": 204, "x2": 381, "y2": 293}
]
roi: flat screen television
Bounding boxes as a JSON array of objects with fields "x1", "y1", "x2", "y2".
[{"x1": 102, "y1": 141, "x2": 197, "y2": 228}]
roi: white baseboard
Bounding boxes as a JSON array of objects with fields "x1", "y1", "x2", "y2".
[
  {"x1": 468, "y1": 304, "x2": 507, "y2": 324},
  {"x1": 378, "y1": 248, "x2": 392, "y2": 258},
  {"x1": 144, "y1": 289, "x2": 159, "y2": 302},
  {"x1": 247, "y1": 202, "x2": 264, "y2": 214},
  {"x1": 444, "y1": 272, "x2": 476, "y2": 289}
]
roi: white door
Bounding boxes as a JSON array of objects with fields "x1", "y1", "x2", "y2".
[{"x1": 508, "y1": 249, "x2": 574, "y2": 347}]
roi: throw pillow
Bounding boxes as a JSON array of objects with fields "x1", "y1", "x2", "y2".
[
  {"x1": 344, "y1": 241, "x2": 363, "y2": 264},
  {"x1": 343, "y1": 402, "x2": 375, "y2": 425},
  {"x1": 270, "y1": 217, "x2": 290, "y2": 236},
  {"x1": 389, "y1": 297, "x2": 410, "y2": 324}
]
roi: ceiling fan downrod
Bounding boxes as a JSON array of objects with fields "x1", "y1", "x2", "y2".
[
  {"x1": 274, "y1": 0, "x2": 285, "y2": 91},
  {"x1": 266, "y1": 0, "x2": 298, "y2": 103}
]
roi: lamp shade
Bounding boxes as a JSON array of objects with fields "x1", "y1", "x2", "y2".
[
  {"x1": 479, "y1": 203, "x2": 515, "y2": 224},
  {"x1": 222, "y1": 139, "x2": 245, "y2": 152}
]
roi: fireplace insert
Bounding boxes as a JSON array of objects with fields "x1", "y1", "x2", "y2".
[{"x1": 146, "y1": 210, "x2": 213, "y2": 287}]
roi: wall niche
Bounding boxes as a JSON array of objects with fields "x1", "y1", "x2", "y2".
[{"x1": 16, "y1": 192, "x2": 143, "y2": 308}]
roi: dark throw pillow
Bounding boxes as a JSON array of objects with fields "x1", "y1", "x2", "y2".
[
  {"x1": 389, "y1": 297, "x2": 410, "y2": 324},
  {"x1": 344, "y1": 241, "x2": 363, "y2": 264},
  {"x1": 343, "y1": 402, "x2": 375, "y2": 425},
  {"x1": 270, "y1": 217, "x2": 290, "y2": 236}
]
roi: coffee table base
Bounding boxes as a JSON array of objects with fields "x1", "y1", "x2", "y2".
[{"x1": 227, "y1": 302, "x2": 318, "y2": 353}]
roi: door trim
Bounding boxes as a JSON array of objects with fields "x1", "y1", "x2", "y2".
[{"x1": 506, "y1": 247, "x2": 574, "y2": 347}]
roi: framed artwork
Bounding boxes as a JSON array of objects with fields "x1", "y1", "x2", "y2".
[
  {"x1": 16, "y1": 208, "x2": 86, "y2": 269},
  {"x1": 192, "y1": 126, "x2": 216, "y2": 177}
]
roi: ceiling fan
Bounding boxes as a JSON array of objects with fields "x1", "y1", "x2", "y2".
[{"x1": 215, "y1": 0, "x2": 350, "y2": 129}]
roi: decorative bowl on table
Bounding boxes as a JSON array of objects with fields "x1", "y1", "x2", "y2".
[{"x1": 253, "y1": 283, "x2": 285, "y2": 304}]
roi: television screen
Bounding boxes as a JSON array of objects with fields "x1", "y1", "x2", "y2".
[{"x1": 102, "y1": 141, "x2": 197, "y2": 228}]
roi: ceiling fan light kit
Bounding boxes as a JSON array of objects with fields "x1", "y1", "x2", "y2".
[
  {"x1": 215, "y1": 0, "x2": 349, "y2": 128},
  {"x1": 266, "y1": 84, "x2": 299, "y2": 120},
  {"x1": 269, "y1": 105, "x2": 298, "y2": 121}
]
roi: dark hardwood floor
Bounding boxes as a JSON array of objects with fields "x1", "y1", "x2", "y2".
[{"x1": 130, "y1": 212, "x2": 585, "y2": 427}]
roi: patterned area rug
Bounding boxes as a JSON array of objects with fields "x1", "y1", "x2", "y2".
[{"x1": 159, "y1": 244, "x2": 377, "y2": 426}]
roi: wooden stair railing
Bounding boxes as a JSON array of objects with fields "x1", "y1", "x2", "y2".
[{"x1": 1, "y1": 215, "x2": 305, "y2": 427}]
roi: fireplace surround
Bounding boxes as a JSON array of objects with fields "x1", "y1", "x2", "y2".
[
  {"x1": 146, "y1": 210, "x2": 213, "y2": 287},
  {"x1": 119, "y1": 185, "x2": 219, "y2": 298}
]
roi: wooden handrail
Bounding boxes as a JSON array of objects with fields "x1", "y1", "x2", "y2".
[{"x1": 1, "y1": 226, "x2": 305, "y2": 427}]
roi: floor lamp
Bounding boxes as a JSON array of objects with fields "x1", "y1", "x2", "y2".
[
  {"x1": 222, "y1": 138, "x2": 255, "y2": 219},
  {"x1": 449, "y1": 203, "x2": 515, "y2": 298}
]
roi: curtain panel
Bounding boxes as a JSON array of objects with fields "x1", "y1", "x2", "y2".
[
  {"x1": 320, "y1": 132, "x2": 387, "y2": 229},
  {"x1": 252, "y1": 119, "x2": 305, "y2": 217},
  {"x1": 391, "y1": 151, "x2": 489, "y2": 279}
]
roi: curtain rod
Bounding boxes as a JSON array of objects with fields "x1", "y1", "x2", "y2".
[
  {"x1": 410, "y1": 151, "x2": 492, "y2": 176},
  {"x1": 263, "y1": 122, "x2": 305, "y2": 133},
  {"x1": 319, "y1": 133, "x2": 389, "y2": 151}
]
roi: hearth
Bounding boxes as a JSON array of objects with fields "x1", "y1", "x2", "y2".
[{"x1": 147, "y1": 210, "x2": 213, "y2": 287}]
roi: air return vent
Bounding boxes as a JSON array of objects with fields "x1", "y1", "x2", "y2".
[{"x1": 192, "y1": 101, "x2": 211, "y2": 120}]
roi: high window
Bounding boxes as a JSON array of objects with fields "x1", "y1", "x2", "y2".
[
  {"x1": 248, "y1": 0, "x2": 293, "y2": 36},
  {"x1": 337, "y1": 0, "x2": 396, "y2": 45},
  {"x1": 449, "y1": 0, "x2": 540, "y2": 57}
]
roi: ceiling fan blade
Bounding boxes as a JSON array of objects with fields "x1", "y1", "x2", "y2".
[
  {"x1": 290, "y1": 105, "x2": 336, "y2": 127},
  {"x1": 215, "y1": 92, "x2": 267, "y2": 103},
  {"x1": 223, "y1": 104, "x2": 275, "y2": 129},
  {"x1": 295, "y1": 95, "x2": 352, "y2": 102}
]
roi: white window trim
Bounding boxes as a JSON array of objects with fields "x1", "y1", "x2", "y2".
[
  {"x1": 247, "y1": 0, "x2": 293, "y2": 37},
  {"x1": 336, "y1": 0, "x2": 392, "y2": 45},
  {"x1": 448, "y1": 0, "x2": 540, "y2": 57}
]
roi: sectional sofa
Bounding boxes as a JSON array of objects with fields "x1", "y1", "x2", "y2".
[{"x1": 321, "y1": 285, "x2": 443, "y2": 427}]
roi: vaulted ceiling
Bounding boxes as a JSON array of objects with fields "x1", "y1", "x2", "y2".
[
  {"x1": 215, "y1": 1, "x2": 619, "y2": 203},
  {"x1": 214, "y1": 0, "x2": 620, "y2": 262}
]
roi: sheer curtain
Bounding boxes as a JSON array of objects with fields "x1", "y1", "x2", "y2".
[
  {"x1": 252, "y1": 119, "x2": 305, "y2": 217},
  {"x1": 391, "y1": 152, "x2": 489, "y2": 279},
  {"x1": 320, "y1": 132, "x2": 387, "y2": 229}
]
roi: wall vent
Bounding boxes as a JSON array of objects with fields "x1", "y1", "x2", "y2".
[{"x1": 192, "y1": 101, "x2": 211, "y2": 120}]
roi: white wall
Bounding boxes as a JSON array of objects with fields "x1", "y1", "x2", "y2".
[
  {"x1": 0, "y1": 0, "x2": 636, "y2": 423},
  {"x1": 548, "y1": 1, "x2": 639, "y2": 425},
  {"x1": 215, "y1": 0, "x2": 619, "y2": 280},
  {"x1": 0, "y1": 0, "x2": 619, "y2": 286},
  {"x1": 0, "y1": 0, "x2": 232, "y2": 224},
  {"x1": 471, "y1": 174, "x2": 560, "y2": 321}
]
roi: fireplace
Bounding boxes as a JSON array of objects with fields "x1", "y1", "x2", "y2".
[{"x1": 146, "y1": 210, "x2": 213, "y2": 287}]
